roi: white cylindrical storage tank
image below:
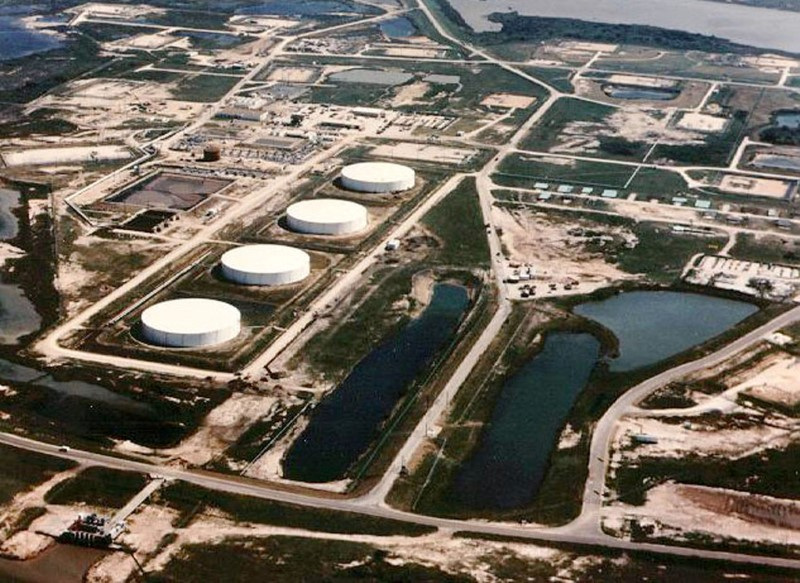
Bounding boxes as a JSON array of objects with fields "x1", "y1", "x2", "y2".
[
  {"x1": 221, "y1": 244, "x2": 310, "y2": 286},
  {"x1": 286, "y1": 198, "x2": 368, "y2": 236},
  {"x1": 341, "y1": 162, "x2": 415, "y2": 193},
  {"x1": 141, "y1": 298, "x2": 241, "y2": 348}
]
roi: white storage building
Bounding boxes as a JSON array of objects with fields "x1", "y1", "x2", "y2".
[
  {"x1": 141, "y1": 298, "x2": 241, "y2": 348},
  {"x1": 341, "y1": 162, "x2": 415, "y2": 193},
  {"x1": 221, "y1": 244, "x2": 310, "y2": 286},
  {"x1": 286, "y1": 198, "x2": 368, "y2": 236}
]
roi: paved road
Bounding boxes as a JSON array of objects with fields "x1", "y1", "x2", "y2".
[
  {"x1": 3, "y1": 433, "x2": 798, "y2": 570},
  {"x1": 572, "y1": 303, "x2": 800, "y2": 535}
]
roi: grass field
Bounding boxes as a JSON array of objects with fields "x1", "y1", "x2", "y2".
[
  {"x1": 0, "y1": 444, "x2": 76, "y2": 506},
  {"x1": 614, "y1": 440, "x2": 800, "y2": 506},
  {"x1": 520, "y1": 97, "x2": 615, "y2": 152},
  {"x1": 150, "y1": 535, "x2": 465, "y2": 582},
  {"x1": 160, "y1": 482, "x2": 435, "y2": 536},
  {"x1": 171, "y1": 73, "x2": 240, "y2": 102},
  {"x1": 494, "y1": 154, "x2": 635, "y2": 189},
  {"x1": 731, "y1": 233, "x2": 800, "y2": 265},
  {"x1": 422, "y1": 177, "x2": 490, "y2": 268},
  {"x1": 44, "y1": 467, "x2": 147, "y2": 508}
]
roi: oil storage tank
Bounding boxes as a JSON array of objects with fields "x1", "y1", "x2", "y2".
[
  {"x1": 141, "y1": 298, "x2": 241, "y2": 348},
  {"x1": 341, "y1": 162, "x2": 415, "y2": 193},
  {"x1": 286, "y1": 198, "x2": 368, "y2": 236},
  {"x1": 221, "y1": 244, "x2": 310, "y2": 286}
]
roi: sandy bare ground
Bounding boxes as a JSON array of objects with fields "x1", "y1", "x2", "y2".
[
  {"x1": 391, "y1": 82, "x2": 430, "y2": 108},
  {"x1": 138, "y1": 513, "x2": 563, "y2": 582},
  {"x1": 0, "y1": 466, "x2": 84, "y2": 560},
  {"x1": 115, "y1": 393, "x2": 279, "y2": 467},
  {"x1": 59, "y1": 233, "x2": 178, "y2": 316},
  {"x1": 613, "y1": 414, "x2": 793, "y2": 461},
  {"x1": 604, "y1": 482, "x2": 800, "y2": 547},
  {"x1": 482, "y1": 93, "x2": 535, "y2": 109},
  {"x1": 87, "y1": 505, "x2": 178, "y2": 583},
  {"x1": 493, "y1": 205, "x2": 636, "y2": 291},
  {"x1": 2, "y1": 146, "x2": 131, "y2": 167},
  {"x1": 0, "y1": 243, "x2": 25, "y2": 270}
]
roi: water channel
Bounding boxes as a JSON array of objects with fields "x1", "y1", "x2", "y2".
[
  {"x1": 451, "y1": 290, "x2": 757, "y2": 509},
  {"x1": 283, "y1": 283, "x2": 470, "y2": 483}
]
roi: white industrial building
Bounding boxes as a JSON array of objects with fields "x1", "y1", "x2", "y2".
[
  {"x1": 221, "y1": 244, "x2": 310, "y2": 286},
  {"x1": 286, "y1": 198, "x2": 368, "y2": 235},
  {"x1": 141, "y1": 298, "x2": 241, "y2": 348},
  {"x1": 340, "y1": 162, "x2": 415, "y2": 193}
]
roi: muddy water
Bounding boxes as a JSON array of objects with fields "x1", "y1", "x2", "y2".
[{"x1": 0, "y1": 544, "x2": 109, "y2": 583}]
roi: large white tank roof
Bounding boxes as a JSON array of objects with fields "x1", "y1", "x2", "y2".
[
  {"x1": 221, "y1": 244, "x2": 310, "y2": 286},
  {"x1": 341, "y1": 161, "x2": 415, "y2": 193},
  {"x1": 286, "y1": 198, "x2": 368, "y2": 236},
  {"x1": 141, "y1": 298, "x2": 241, "y2": 348}
]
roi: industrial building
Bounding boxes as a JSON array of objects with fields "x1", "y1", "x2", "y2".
[
  {"x1": 141, "y1": 298, "x2": 241, "y2": 348},
  {"x1": 340, "y1": 161, "x2": 415, "y2": 193},
  {"x1": 221, "y1": 244, "x2": 311, "y2": 286},
  {"x1": 286, "y1": 198, "x2": 368, "y2": 236}
]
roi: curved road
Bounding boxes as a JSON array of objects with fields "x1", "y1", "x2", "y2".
[
  {"x1": 573, "y1": 303, "x2": 800, "y2": 535},
  {"x1": 1, "y1": 432, "x2": 799, "y2": 570}
]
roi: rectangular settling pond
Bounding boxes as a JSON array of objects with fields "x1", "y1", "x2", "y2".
[{"x1": 283, "y1": 283, "x2": 469, "y2": 483}]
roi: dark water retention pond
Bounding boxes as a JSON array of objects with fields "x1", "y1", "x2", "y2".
[
  {"x1": 603, "y1": 84, "x2": 679, "y2": 101},
  {"x1": 454, "y1": 333, "x2": 599, "y2": 510},
  {"x1": 283, "y1": 284, "x2": 469, "y2": 483},
  {"x1": 450, "y1": 290, "x2": 757, "y2": 510},
  {"x1": 0, "y1": 187, "x2": 41, "y2": 344},
  {"x1": 0, "y1": 358, "x2": 184, "y2": 447},
  {"x1": 380, "y1": 17, "x2": 417, "y2": 38},
  {"x1": 774, "y1": 111, "x2": 800, "y2": 129},
  {"x1": 574, "y1": 291, "x2": 758, "y2": 372}
]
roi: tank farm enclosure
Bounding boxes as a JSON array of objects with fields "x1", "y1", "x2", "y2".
[{"x1": 63, "y1": 154, "x2": 455, "y2": 372}]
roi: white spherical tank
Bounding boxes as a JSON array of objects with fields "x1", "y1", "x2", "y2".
[
  {"x1": 286, "y1": 198, "x2": 368, "y2": 236},
  {"x1": 341, "y1": 162, "x2": 415, "y2": 193},
  {"x1": 141, "y1": 298, "x2": 241, "y2": 348},
  {"x1": 221, "y1": 244, "x2": 310, "y2": 286}
]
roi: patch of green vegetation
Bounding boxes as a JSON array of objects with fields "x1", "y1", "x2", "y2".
[
  {"x1": 495, "y1": 154, "x2": 634, "y2": 189},
  {"x1": 44, "y1": 467, "x2": 147, "y2": 508},
  {"x1": 0, "y1": 444, "x2": 75, "y2": 506},
  {"x1": 0, "y1": 108, "x2": 77, "y2": 138},
  {"x1": 77, "y1": 22, "x2": 161, "y2": 42},
  {"x1": 652, "y1": 110, "x2": 748, "y2": 165},
  {"x1": 302, "y1": 266, "x2": 415, "y2": 380},
  {"x1": 615, "y1": 222, "x2": 725, "y2": 284},
  {"x1": 171, "y1": 73, "x2": 240, "y2": 102},
  {"x1": 626, "y1": 167, "x2": 689, "y2": 197},
  {"x1": 0, "y1": 35, "x2": 108, "y2": 104},
  {"x1": 520, "y1": 97, "x2": 614, "y2": 151},
  {"x1": 160, "y1": 482, "x2": 435, "y2": 536},
  {"x1": 151, "y1": 536, "x2": 466, "y2": 583},
  {"x1": 522, "y1": 66, "x2": 575, "y2": 94},
  {"x1": 639, "y1": 383, "x2": 698, "y2": 409},
  {"x1": 146, "y1": 10, "x2": 234, "y2": 31},
  {"x1": 422, "y1": 177, "x2": 490, "y2": 267},
  {"x1": 307, "y1": 83, "x2": 390, "y2": 107},
  {"x1": 614, "y1": 439, "x2": 800, "y2": 506},
  {"x1": 518, "y1": 97, "x2": 645, "y2": 161},
  {"x1": 732, "y1": 233, "x2": 800, "y2": 265}
]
